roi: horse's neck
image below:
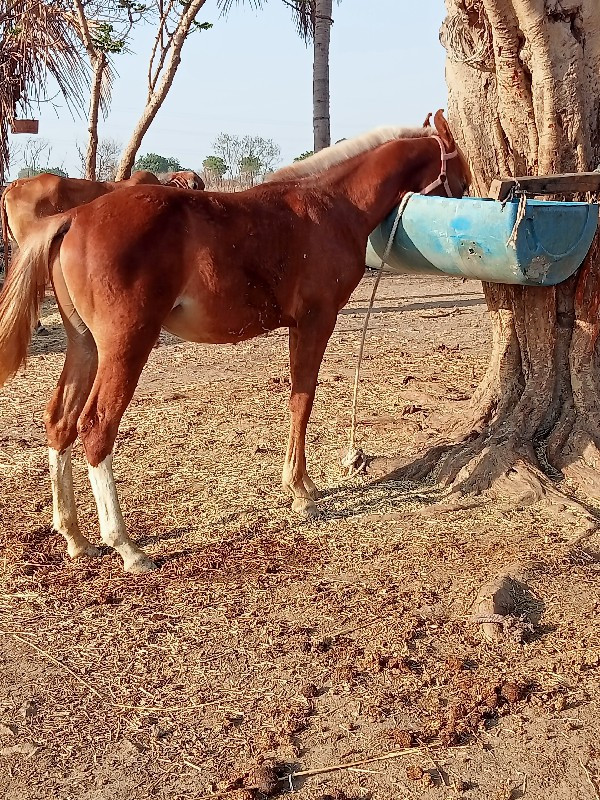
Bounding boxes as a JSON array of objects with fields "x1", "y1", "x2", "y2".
[{"x1": 331, "y1": 138, "x2": 434, "y2": 231}]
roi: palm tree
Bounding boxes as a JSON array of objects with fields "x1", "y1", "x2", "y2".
[
  {"x1": 221, "y1": 0, "x2": 335, "y2": 152},
  {"x1": 311, "y1": 0, "x2": 333, "y2": 151},
  {"x1": 0, "y1": 1, "x2": 89, "y2": 182}
]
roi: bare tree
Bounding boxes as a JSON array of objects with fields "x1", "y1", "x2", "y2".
[
  {"x1": 71, "y1": 0, "x2": 148, "y2": 180},
  {"x1": 96, "y1": 137, "x2": 121, "y2": 180},
  {"x1": 212, "y1": 133, "x2": 243, "y2": 183},
  {"x1": 212, "y1": 133, "x2": 281, "y2": 187},
  {"x1": 77, "y1": 136, "x2": 121, "y2": 181},
  {"x1": 72, "y1": 0, "x2": 106, "y2": 181},
  {"x1": 17, "y1": 137, "x2": 53, "y2": 175},
  {"x1": 409, "y1": 1, "x2": 600, "y2": 514},
  {"x1": 115, "y1": 1, "x2": 212, "y2": 179}
]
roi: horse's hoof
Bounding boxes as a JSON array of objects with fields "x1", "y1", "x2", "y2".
[
  {"x1": 292, "y1": 497, "x2": 319, "y2": 518},
  {"x1": 124, "y1": 553, "x2": 158, "y2": 574},
  {"x1": 69, "y1": 543, "x2": 102, "y2": 559},
  {"x1": 36, "y1": 325, "x2": 50, "y2": 336}
]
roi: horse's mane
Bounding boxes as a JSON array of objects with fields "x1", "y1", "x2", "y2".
[{"x1": 266, "y1": 125, "x2": 437, "y2": 183}]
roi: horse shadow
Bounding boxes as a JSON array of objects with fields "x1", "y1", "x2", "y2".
[{"x1": 29, "y1": 320, "x2": 183, "y2": 358}]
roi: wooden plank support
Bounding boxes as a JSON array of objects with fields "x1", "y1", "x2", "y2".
[{"x1": 489, "y1": 172, "x2": 600, "y2": 201}]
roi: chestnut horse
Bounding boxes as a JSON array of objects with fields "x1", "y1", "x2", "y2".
[{"x1": 0, "y1": 111, "x2": 470, "y2": 573}]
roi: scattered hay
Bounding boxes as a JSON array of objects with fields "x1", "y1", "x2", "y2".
[{"x1": 1, "y1": 277, "x2": 600, "y2": 799}]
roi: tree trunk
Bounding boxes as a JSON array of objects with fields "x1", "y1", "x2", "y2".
[
  {"x1": 115, "y1": 0, "x2": 207, "y2": 180},
  {"x1": 313, "y1": 0, "x2": 332, "y2": 152},
  {"x1": 115, "y1": 56, "x2": 180, "y2": 180},
  {"x1": 83, "y1": 54, "x2": 106, "y2": 181},
  {"x1": 408, "y1": 0, "x2": 600, "y2": 511}
]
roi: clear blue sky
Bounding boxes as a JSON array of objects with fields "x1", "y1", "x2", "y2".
[{"x1": 8, "y1": 1, "x2": 447, "y2": 178}]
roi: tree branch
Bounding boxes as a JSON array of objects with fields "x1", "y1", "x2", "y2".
[{"x1": 116, "y1": 0, "x2": 209, "y2": 179}]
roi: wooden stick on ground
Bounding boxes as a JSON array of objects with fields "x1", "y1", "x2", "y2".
[
  {"x1": 4, "y1": 631, "x2": 103, "y2": 699},
  {"x1": 284, "y1": 747, "x2": 423, "y2": 780}
]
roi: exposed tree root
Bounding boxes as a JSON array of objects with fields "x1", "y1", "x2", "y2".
[
  {"x1": 469, "y1": 562, "x2": 541, "y2": 643},
  {"x1": 555, "y1": 429, "x2": 600, "y2": 501},
  {"x1": 401, "y1": 253, "x2": 600, "y2": 527},
  {"x1": 400, "y1": 434, "x2": 598, "y2": 530}
]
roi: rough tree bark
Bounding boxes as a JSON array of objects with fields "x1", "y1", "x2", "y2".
[
  {"x1": 407, "y1": 0, "x2": 600, "y2": 512},
  {"x1": 313, "y1": 0, "x2": 332, "y2": 151}
]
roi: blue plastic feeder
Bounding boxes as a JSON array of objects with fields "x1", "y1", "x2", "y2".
[{"x1": 366, "y1": 195, "x2": 599, "y2": 286}]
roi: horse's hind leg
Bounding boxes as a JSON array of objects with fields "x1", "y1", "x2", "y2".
[
  {"x1": 283, "y1": 308, "x2": 337, "y2": 516},
  {"x1": 44, "y1": 325, "x2": 99, "y2": 559},
  {"x1": 48, "y1": 447, "x2": 99, "y2": 558},
  {"x1": 77, "y1": 327, "x2": 161, "y2": 574}
]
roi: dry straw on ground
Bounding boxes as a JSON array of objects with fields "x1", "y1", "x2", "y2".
[{"x1": 1, "y1": 274, "x2": 600, "y2": 800}]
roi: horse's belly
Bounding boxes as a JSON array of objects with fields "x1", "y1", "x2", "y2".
[{"x1": 162, "y1": 296, "x2": 284, "y2": 344}]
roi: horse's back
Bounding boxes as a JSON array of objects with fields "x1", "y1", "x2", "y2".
[{"x1": 5, "y1": 174, "x2": 113, "y2": 244}]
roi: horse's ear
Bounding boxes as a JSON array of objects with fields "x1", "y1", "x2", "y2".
[
  {"x1": 423, "y1": 112, "x2": 432, "y2": 128},
  {"x1": 433, "y1": 109, "x2": 455, "y2": 149}
]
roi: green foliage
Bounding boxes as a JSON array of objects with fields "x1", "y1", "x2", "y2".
[
  {"x1": 294, "y1": 150, "x2": 314, "y2": 161},
  {"x1": 133, "y1": 153, "x2": 182, "y2": 174},
  {"x1": 17, "y1": 166, "x2": 68, "y2": 178},
  {"x1": 211, "y1": 133, "x2": 281, "y2": 182},
  {"x1": 202, "y1": 155, "x2": 227, "y2": 177},
  {"x1": 191, "y1": 21, "x2": 213, "y2": 32},
  {"x1": 239, "y1": 154, "x2": 261, "y2": 175},
  {"x1": 117, "y1": 0, "x2": 149, "y2": 13},
  {"x1": 179, "y1": 0, "x2": 213, "y2": 31},
  {"x1": 91, "y1": 23, "x2": 126, "y2": 54}
]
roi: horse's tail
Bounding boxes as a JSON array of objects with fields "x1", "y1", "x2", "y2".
[
  {"x1": 0, "y1": 213, "x2": 71, "y2": 388},
  {"x1": 1, "y1": 184, "x2": 12, "y2": 274}
]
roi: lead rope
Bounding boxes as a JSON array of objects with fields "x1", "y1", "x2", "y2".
[
  {"x1": 342, "y1": 191, "x2": 414, "y2": 476},
  {"x1": 506, "y1": 190, "x2": 527, "y2": 249}
]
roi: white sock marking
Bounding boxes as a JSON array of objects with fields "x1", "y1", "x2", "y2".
[
  {"x1": 88, "y1": 454, "x2": 151, "y2": 571},
  {"x1": 49, "y1": 447, "x2": 98, "y2": 558}
]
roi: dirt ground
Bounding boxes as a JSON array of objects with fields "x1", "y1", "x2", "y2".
[{"x1": 1, "y1": 273, "x2": 600, "y2": 800}]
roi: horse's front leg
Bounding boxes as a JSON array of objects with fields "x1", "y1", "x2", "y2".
[{"x1": 283, "y1": 310, "x2": 337, "y2": 516}]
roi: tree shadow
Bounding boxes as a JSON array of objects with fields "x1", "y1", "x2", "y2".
[
  {"x1": 339, "y1": 296, "x2": 484, "y2": 315},
  {"x1": 315, "y1": 474, "x2": 441, "y2": 522}
]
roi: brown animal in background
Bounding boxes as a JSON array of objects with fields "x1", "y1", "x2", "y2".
[
  {"x1": 1, "y1": 169, "x2": 205, "y2": 258},
  {"x1": 0, "y1": 170, "x2": 204, "y2": 331},
  {"x1": 0, "y1": 171, "x2": 160, "y2": 333},
  {"x1": 164, "y1": 171, "x2": 205, "y2": 190},
  {"x1": 0, "y1": 111, "x2": 469, "y2": 573},
  {"x1": 1, "y1": 171, "x2": 161, "y2": 255}
]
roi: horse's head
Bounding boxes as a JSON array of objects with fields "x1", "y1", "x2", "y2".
[
  {"x1": 164, "y1": 171, "x2": 206, "y2": 190},
  {"x1": 419, "y1": 110, "x2": 471, "y2": 199}
]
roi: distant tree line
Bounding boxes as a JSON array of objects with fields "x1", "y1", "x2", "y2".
[
  {"x1": 13, "y1": 133, "x2": 318, "y2": 191},
  {"x1": 202, "y1": 134, "x2": 281, "y2": 189}
]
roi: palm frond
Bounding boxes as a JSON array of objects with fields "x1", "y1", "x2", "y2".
[
  {"x1": 217, "y1": 0, "x2": 266, "y2": 15},
  {"x1": 284, "y1": 0, "x2": 314, "y2": 41},
  {"x1": 217, "y1": 0, "x2": 315, "y2": 41},
  {"x1": 0, "y1": 0, "x2": 89, "y2": 180}
]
